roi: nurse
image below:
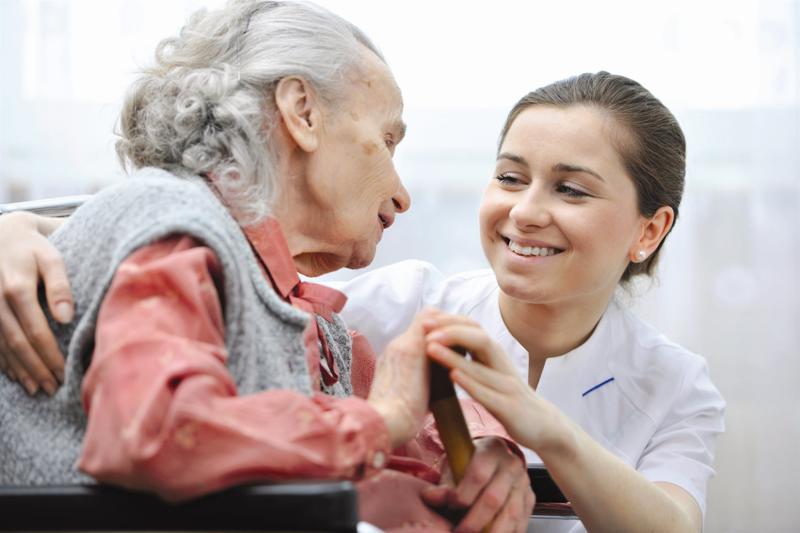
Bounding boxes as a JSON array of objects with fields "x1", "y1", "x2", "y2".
[
  {"x1": 0, "y1": 72, "x2": 724, "y2": 532},
  {"x1": 334, "y1": 72, "x2": 725, "y2": 532}
]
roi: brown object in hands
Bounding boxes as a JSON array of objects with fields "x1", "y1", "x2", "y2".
[{"x1": 429, "y1": 346, "x2": 475, "y2": 484}]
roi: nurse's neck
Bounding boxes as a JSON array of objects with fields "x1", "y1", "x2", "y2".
[{"x1": 498, "y1": 288, "x2": 615, "y2": 389}]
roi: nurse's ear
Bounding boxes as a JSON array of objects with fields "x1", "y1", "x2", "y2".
[
  {"x1": 629, "y1": 206, "x2": 674, "y2": 262},
  {"x1": 273, "y1": 76, "x2": 321, "y2": 153}
]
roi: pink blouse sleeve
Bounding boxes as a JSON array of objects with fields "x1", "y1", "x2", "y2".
[
  {"x1": 78, "y1": 235, "x2": 390, "y2": 502},
  {"x1": 348, "y1": 325, "x2": 524, "y2": 477}
]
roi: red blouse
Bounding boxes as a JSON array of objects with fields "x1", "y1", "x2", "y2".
[{"x1": 77, "y1": 218, "x2": 511, "y2": 504}]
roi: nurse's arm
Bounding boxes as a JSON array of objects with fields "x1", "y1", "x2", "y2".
[
  {"x1": 426, "y1": 314, "x2": 702, "y2": 533},
  {"x1": 0, "y1": 212, "x2": 69, "y2": 393}
]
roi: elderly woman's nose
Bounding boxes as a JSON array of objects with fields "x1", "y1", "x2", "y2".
[
  {"x1": 509, "y1": 190, "x2": 551, "y2": 228},
  {"x1": 393, "y1": 181, "x2": 411, "y2": 213}
]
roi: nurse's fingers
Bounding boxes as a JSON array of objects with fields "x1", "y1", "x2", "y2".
[
  {"x1": 37, "y1": 246, "x2": 74, "y2": 325},
  {"x1": 0, "y1": 335, "x2": 16, "y2": 381},
  {"x1": 420, "y1": 309, "x2": 480, "y2": 332},
  {"x1": 426, "y1": 324, "x2": 517, "y2": 375},
  {"x1": 450, "y1": 365, "x2": 512, "y2": 418},
  {"x1": 7, "y1": 277, "x2": 65, "y2": 384},
  {"x1": 0, "y1": 295, "x2": 54, "y2": 395},
  {"x1": 426, "y1": 341, "x2": 509, "y2": 393}
]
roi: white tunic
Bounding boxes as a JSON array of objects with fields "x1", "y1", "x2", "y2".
[{"x1": 331, "y1": 260, "x2": 725, "y2": 531}]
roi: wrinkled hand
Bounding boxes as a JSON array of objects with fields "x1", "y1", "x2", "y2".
[
  {"x1": 367, "y1": 308, "x2": 435, "y2": 449},
  {"x1": 422, "y1": 436, "x2": 534, "y2": 533},
  {"x1": 0, "y1": 212, "x2": 71, "y2": 395}
]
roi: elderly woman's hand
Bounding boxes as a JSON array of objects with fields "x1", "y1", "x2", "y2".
[
  {"x1": 0, "y1": 212, "x2": 70, "y2": 395},
  {"x1": 421, "y1": 311, "x2": 536, "y2": 533},
  {"x1": 367, "y1": 308, "x2": 436, "y2": 449},
  {"x1": 422, "y1": 436, "x2": 534, "y2": 533}
]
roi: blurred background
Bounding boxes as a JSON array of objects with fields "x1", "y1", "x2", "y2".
[{"x1": 1, "y1": 0, "x2": 798, "y2": 531}]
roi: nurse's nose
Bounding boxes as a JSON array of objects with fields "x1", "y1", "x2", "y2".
[{"x1": 509, "y1": 187, "x2": 552, "y2": 229}]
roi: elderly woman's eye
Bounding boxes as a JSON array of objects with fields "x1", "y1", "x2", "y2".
[{"x1": 384, "y1": 136, "x2": 395, "y2": 149}]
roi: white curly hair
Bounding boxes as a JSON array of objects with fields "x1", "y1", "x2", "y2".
[{"x1": 116, "y1": 0, "x2": 385, "y2": 224}]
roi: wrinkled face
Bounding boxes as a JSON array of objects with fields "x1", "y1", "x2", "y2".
[
  {"x1": 307, "y1": 52, "x2": 410, "y2": 270},
  {"x1": 479, "y1": 105, "x2": 646, "y2": 306}
]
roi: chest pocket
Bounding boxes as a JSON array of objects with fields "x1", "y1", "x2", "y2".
[{"x1": 581, "y1": 381, "x2": 657, "y2": 467}]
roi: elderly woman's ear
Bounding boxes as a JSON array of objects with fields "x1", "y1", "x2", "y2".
[{"x1": 274, "y1": 76, "x2": 322, "y2": 152}]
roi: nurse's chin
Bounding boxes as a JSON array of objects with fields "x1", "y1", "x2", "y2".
[{"x1": 496, "y1": 277, "x2": 556, "y2": 305}]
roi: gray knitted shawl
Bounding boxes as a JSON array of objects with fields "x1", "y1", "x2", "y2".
[{"x1": 0, "y1": 168, "x2": 353, "y2": 484}]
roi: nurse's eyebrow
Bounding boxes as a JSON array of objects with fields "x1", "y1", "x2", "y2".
[
  {"x1": 554, "y1": 163, "x2": 606, "y2": 183},
  {"x1": 497, "y1": 152, "x2": 528, "y2": 166}
]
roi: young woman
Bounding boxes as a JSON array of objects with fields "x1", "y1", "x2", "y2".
[
  {"x1": 332, "y1": 72, "x2": 725, "y2": 533},
  {"x1": 0, "y1": 72, "x2": 723, "y2": 532}
]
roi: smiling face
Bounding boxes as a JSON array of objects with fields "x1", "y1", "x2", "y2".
[
  {"x1": 480, "y1": 104, "x2": 649, "y2": 307},
  {"x1": 302, "y1": 51, "x2": 410, "y2": 271}
]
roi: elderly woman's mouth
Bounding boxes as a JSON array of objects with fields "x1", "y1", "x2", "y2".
[{"x1": 378, "y1": 213, "x2": 394, "y2": 229}]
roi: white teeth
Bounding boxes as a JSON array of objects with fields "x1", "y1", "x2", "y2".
[{"x1": 508, "y1": 240, "x2": 558, "y2": 257}]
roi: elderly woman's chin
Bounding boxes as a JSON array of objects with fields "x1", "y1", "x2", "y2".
[
  {"x1": 346, "y1": 240, "x2": 379, "y2": 270},
  {"x1": 298, "y1": 240, "x2": 377, "y2": 277}
]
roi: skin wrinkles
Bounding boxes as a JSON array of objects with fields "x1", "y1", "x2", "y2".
[{"x1": 274, "y1": 47, "x2": 410, "y2": 276}]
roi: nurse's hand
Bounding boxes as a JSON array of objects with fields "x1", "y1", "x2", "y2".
[
  {"x1": 424, "y1": 312, "x2": 565, "y2": 460},
  {"x1": 422, "y1": 435, "x2": 534, "y2": 533},
  {"x1": 367, "y1": 309, "x2": 434, "y2": 449},
  {"x1": 0, "y1": 212, "x2": 70, "y2": 395}
]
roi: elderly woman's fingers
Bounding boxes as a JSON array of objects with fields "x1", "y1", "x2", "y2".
[
  {"x1": 455, "y1": 466, "x2": 513, "y2": 532},
  {"x1": 451, "y1": 437, "x2": 529, "y2": 533},
  {"x1": 0, "y1": 295, "x2": 56, "y2": 395},
  {"x1": 368, "y1": 313, "x2": 432, "y2": 447},
  {"x1": 488, "y1": 477, "x2": 533, "y2": 533}
]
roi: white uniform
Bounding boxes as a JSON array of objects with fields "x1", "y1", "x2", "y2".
[{"x1": 331, "y1": 260, "x2": 725, "y2": 532}]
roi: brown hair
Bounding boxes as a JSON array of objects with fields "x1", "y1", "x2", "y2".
[{"x1": 499, "y1": 72, "x2": 686, "y2": 282}]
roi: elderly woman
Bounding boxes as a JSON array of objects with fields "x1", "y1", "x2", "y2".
[{"x1": 0, "y1": 1, "x2": 532, "y2": 532}]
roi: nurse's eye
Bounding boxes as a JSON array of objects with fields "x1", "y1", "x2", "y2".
[
  {"x1": 495, "y1": 173, "x2": 524, "y2": 186},
  {"x1": 556, "y1": 183, "x2": 589, "y2": 198}
]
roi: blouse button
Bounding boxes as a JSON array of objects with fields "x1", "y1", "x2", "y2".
[{"x1": 371, "y1": 450, "x2": 386, "y2": 469}]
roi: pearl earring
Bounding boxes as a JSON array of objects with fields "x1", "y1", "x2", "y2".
[{"x1": 637, "y1": 250, "x2": 647, "y2": 261}]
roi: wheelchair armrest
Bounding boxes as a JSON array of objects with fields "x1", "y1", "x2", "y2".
[
  {"x1": 0, "y1": 481, "x2": 359, "y2": 532},
  {"x1": 0, "y1": 195, "x2": 91, "y2": 218},
  {"x1": 529, "y1": 465, "x2": 577, "y2": 519}
]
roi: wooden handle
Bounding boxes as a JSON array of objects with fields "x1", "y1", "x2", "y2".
[{"x1": 429, "y1": 347, "x2": 475, "y2": 484}]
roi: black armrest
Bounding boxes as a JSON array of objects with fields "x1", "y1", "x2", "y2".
[
  {"x1": 528, "y1": 465, "x2": 567, "y2": 503},
  {"x1": 529, "y1": 465, "x2": 577, "y2": 519},
  {"x1": 0, "y1": 481, "x2": 359, "y2": 532}
]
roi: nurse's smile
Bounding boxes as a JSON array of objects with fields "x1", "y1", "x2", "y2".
[{"x1": 503, "y1": 237, "x2": 563, "y2": 257}]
